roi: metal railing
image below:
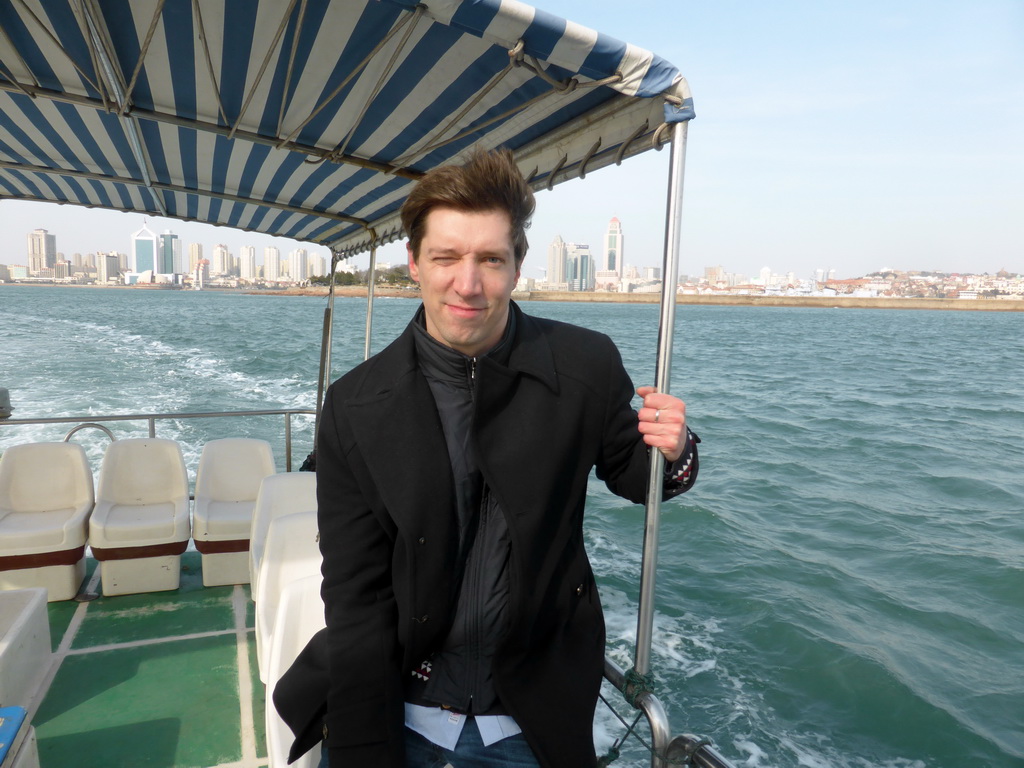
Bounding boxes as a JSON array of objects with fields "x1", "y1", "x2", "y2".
[
  {"x1": 603, "y1": 657, "x2": 735, "y2": 768},
  {"x1": 0, "y1": 408, "x2": 316, "y2": 471}
]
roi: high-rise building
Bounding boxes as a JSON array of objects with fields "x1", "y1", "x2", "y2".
[
  {"x1": 546, "y1": 235, "x2": 567, "y2": 289},
  {"x1": 565, "y1": 244, "x2": 594, "y2": 291},
  {"x1": 603, "y1": 217, "x2": 624, "y2": 279},
  {"x1": 97, "y1": 252, "x2": 120, "y2": 284},
  {"x1": 157, "y1": 230, "x2": 181, "y2": 274},
  {"x1": 289, "y1": 248, "x2": 309, "y2": 281},
  {"x1": 188, "y1": 243, "x2": 203, "y2": 274},
  {"x1": 264, "y1": 246, "x2": 281, "y2": 281},
  {"x1": 239, "y1": 246, "x2": 257, "y2": 281},
  {"x1": 211, "y1": 244, "x2": 230, "y2": 276},
  {"x1": 310, "y1": 251, "x2": 327, "y2": 277},
  {"x1": 27, "y1": 229, "x2": 57, "y2": 275},
  {"x1": 131, "y1": 222, "x2": 158, "y2": 273}
]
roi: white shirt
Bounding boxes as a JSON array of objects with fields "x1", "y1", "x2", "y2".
[{"x1": 405, "y1": 703, "x2": 522, "y2": 750}]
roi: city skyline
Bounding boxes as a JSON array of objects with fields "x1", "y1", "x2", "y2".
[{"x1": 2, "y1": 210, "x2": 1019, "y2": 286}]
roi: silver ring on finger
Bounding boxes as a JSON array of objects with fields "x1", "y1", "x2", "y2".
[{"x1": 654, "y1": 409, "x2": 661, "y2": 423}]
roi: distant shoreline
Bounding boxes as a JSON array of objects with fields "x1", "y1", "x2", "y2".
[
  {"x1": 4, "y1": 282, "x2": 1022, "y2": 311},
  {"x1": 263, "y1": 286, "x2": 1024, "y2": 311}
]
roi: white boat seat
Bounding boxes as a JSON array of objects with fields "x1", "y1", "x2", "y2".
[
  {"x1": 0, "y1": 442, "x2": 94, "y2": 601},
  {"x1": 249, "y1": 472, "x2": 317, "y2": 600},
  {"x1": 265, "y1": 574, "x2": 325, "y2": 768},
  {"x1": 255, "y1": 510, "x2": 321, "y2": 683},
  {"x1": 192, "y1": 438, "x2": 275, "y2": 586},
  {"x1": 0, "y1": 588, "x2": 51, "y2": 711},
  {"x1": 90, "y1": 438, "x2": 190, "y2": 596}
]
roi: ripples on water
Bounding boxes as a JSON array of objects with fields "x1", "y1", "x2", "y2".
[{"x1": 2, "y1": 287, "x2": 1022, "y2": 767}]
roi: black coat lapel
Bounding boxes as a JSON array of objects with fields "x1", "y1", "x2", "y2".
[{"x1": 343, "y1": 330, "x2": 455, "y2": 535}]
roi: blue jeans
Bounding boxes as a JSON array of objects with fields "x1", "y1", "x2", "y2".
[
  {"x1": 317, "y1": 720, "x2": 541, "y2": 767},
  {"x1": 405, "y1": 719, "x2": 541, "y2": 768}
]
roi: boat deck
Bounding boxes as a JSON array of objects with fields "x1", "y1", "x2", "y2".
[{"x1": 36, "y1": 552, "x2": 268, "y2": 768}]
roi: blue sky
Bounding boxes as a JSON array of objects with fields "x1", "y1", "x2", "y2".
[{"x1": 1, "y1": 0, "x2": 1020, "y2": 280}]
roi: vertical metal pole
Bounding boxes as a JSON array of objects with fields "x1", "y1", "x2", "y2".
[
  {"x1": 285, "y1": 412, "x2": 292, "y2": 472},
  {"x1": 364, "y1": 246, "x2": 378, "y2": 361},
  {"x1": 634, "y1": 120, "x2": 690, "y2": 677},
  {"x1": 315, "y1": 250, "x2": 340, "y2": 440}
]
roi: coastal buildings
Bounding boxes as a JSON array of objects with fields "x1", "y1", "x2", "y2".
[
  {"x1": 239, "y1": 246, "x2": 257, "y2": 282},
  {"x1": 2, "y1": 222, "x2": 1019, "y2": 296},
  {"x1": 546, "y1": 235, "x2": 567, "y2": 290},
  {"x1": 130, "y1": 223, "x2": 157, "y2": 274},
  {"x1": 158, "y1": 231, "x2": 182, "y2": 275},
  {"x1": 26, "y1": 229, "x2": 56, "y2": 275},
  {"x1": 263, "y1": 246, "x2": 281, "y2": 282}
]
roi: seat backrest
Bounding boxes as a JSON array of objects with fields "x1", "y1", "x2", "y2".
[
  {"x1": 96, "y1": 438, "x2": 188, "y2": 506},
  {"x1": 0, "y1": 442, "x2": 94, "y2": 513},
  {"x1": 257, "y1": 510, "x2": 322, "y2": 621},
  {"x1": 195, "y1": 438, "x2": 275, "y2": 504},
  {"x1": 249, "y1": 473, "x2": 317, "y2": 587},
  {"x1": 266, "y1": 573, "x2": 325, "y2": 768}
]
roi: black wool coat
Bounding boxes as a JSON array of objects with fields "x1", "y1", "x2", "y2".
[{"x1": 302, "y1": 302, "x2": 689, "y2": 767}]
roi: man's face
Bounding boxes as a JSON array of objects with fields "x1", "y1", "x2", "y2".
[{"x1": 408, "y1": 207, "x2": 521, "y2": 358}]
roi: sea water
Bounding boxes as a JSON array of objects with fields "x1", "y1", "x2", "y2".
[{"x1": 1, "y1": 285, "x2": 1021, "y2": 768}]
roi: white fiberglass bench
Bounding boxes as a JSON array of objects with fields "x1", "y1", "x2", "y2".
[
  {"x1": 0, "y1": 588, "x2": 51, "y2": 712},
  {"x1": 265, "y1": 573, "x2": 325, "y2": 768},
  {"x1": 255, "y1": 509, "x2": 321, "y2": 683},
  {"x1": 192, "y1": 438, "x2": 275, "y2": 587},
  {"x1": 249, "y1": 472, "x2": 317, "y2": 600},
  {"x1": 89, "y1": 438, "x2": 190, "y2": 596},
  {"x1": 0, "y1": 442, "x2": 94, "y2": 601}
]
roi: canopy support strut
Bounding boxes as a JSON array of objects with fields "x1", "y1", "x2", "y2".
[
  {"x1": 634, "y1": 119, "x2": 689, "y2": 680},
  {"x1": 364, "y1": 246, "x2": 378, "y2": 361}
]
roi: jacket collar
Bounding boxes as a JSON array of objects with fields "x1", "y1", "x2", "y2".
[
  {"x1": 499, "y1": 301, "x2": 558, "y2": 394},
  {"x1": 358, "y1": 300, "x2": 559, "y2": 397}
]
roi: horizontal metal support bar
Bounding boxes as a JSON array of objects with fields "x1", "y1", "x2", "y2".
[
  {"x1": 1, "y1": 408, "x2": 316, "y2": 472},
  {"x1": 0, "y1": 408, "x2": 315, "y2": 428}
]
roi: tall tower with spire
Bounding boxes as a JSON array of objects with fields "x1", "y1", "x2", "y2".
[{"x1": 603, "y1": 217, "x2": 624, "y2": 279}]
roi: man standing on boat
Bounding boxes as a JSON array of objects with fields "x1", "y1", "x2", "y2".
[{"x1": 279, "y1": 149, "x2": 699, "y2": 767}]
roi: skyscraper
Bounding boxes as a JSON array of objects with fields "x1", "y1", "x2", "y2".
[
  {"x1": 97, "y1": 252, "x2": 119, "y2": 284},
  {"x1": 289, "y1": 248, "x2": 309, "y2": 281},
  {"x1": 188, "y1": 242, "x2": 203, "y2": 274},
  {"x1": 131, "y1": 222, "x2": 158, "y2": 273},
  {"x1": 211, "y1": 245, "x2": 230, "y2": 276},
  {"x1": 565, "y1": 244, "x2": 595, "y2": 291},
  {"x1": 546, "y1": 235, "x2": 567, "y2": 289},
  {"x1": 157, "y1": 230, "x2": 181, "y2": 274},
  {"x1": 239, "y1": 246, "x2": 257, "y2": 281},
  {"x1": 603, "y1": 217, "x2": 624, "y2": 279},
  {"x1": 264, "y1": 246, "x2": 281, "y2": 281},
  {"x1": 310, "y1": 251, "x2": 327, "y2": 277},
  {"x1": 27, "y1": 229, "x2": 57, "y2": 275}
]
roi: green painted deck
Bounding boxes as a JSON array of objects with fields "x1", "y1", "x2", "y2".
[{"x1": 36, "y1": 553, "x2": 269, "y2": 768}]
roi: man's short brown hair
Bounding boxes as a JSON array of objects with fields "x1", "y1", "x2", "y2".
[{"x1": 401, "y1": 149, "x2": 536, "y2": 267}]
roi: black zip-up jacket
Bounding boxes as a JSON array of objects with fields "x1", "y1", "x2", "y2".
[{"x1": 407, "y1": 308, "x2": 515, "y2": 714}]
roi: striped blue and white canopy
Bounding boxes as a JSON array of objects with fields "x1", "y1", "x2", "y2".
[{"x1": 0, "y1": 0, "x2": 692, "y2": 255}]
